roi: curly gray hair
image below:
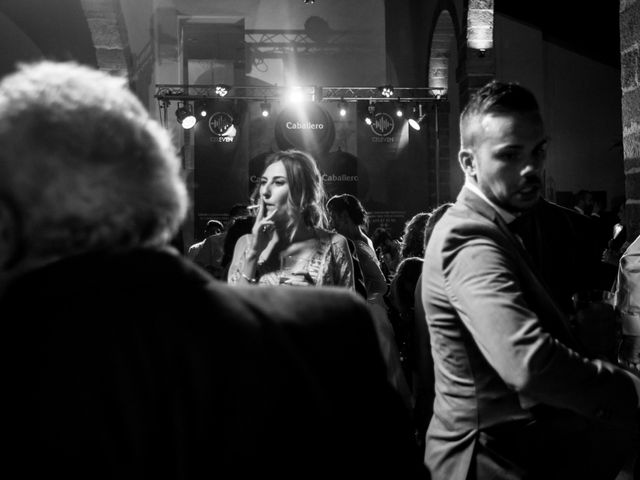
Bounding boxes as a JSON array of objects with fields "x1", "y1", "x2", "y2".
[{"x1": 0, "y1": 61, "x2": 187, "y2": 269}]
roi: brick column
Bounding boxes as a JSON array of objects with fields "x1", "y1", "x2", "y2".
[
  {"x1": 620, "y1": 0, "x2": 640, "y2": 240},
  {"x1": 80, "y1": 0, "x2": 131, "y2": 77}
]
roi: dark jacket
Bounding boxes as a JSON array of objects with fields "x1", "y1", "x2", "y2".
[{"x1": 1, "y1": 248, "x2": 424, "y2": 479}]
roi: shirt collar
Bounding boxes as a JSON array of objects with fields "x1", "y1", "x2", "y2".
[{"x1": 464, "y1": 179, "x2": 518, "y2": 224}]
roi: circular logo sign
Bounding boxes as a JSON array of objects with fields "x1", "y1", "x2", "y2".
[
  {"x1": 369, "y1": 112, "x2": 395, "y2": 137},
  {"x1": 275, "y1": 103, "x2": 335, "y2": 154},
  {"x1": 208, "y1": 112, "x2": 234, "y2": 136}
]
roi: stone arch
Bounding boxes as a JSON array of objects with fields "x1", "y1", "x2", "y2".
[
  {"x1": 428, "y1": 9, "x2": 456, "y2": 95},
  {"x1": 427, "y1": 3, "x2": 461, "y2": 205}
]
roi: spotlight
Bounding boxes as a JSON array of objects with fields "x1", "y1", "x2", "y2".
[
  {"x1": 338, "y1": 98, "x2": 347, "y2": 117},
  {"x1": 395, "y1": 101, "x2": 405, "y2": 118},
  {"x1": 378, "y1": 85, "x2": 394, "y2": 98},
  {"x1": 364, "y1": 102, "x2": 376, "y2": 126},
  {"x1": 215, "y1": 84, "x2": 230, "y2": 97},
  {"x1": 408, "y1": 104, "x2": 426, "y2": 131},
  {"x1": 260, "y1": 100, "x2": 271, "y2": 117},
  {"x1": 286, "y1": 86, "x2": 308, "y2": 104},
  {"x1": 223, "y1": 124, "x2": 237, "y2": 138},
  {"x1": 176, "y1": 103, "x2": 196, "y2": 129},
  {"x1": 195, "y1": 101, "x2": 208, "y2": 118}
]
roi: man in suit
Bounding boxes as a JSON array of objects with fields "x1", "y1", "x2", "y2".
[
  {"x1": 421, "y1": 80, "x2": 640, "y2": 479},
  {"x1": 0, "y1": 61, "x2": 424, "y2": 479}
]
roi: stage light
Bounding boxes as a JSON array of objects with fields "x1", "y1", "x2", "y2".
[
  {"x1": 338, "y1": 98, "x2": 347, "y2": 117},
  {"x1": 176, "y1": 103, "x2": 196, "y2": 129},
  {"x1": 408, "y1": 104, "x2": 426, "y2": 131},
  {"x1": 378, "y1": 85, "x2": 394, "y2": 98},
  {"x1": 364, "y1": 102, "x2": 376, "y2": 125},
  {"x1": 395, "y1": 101, "x2": 405, "y2": 118},
  {"x1": 215, "y1": 84, "x2": 230, "y2": 97},
  {"x1": 223, "y1": 124, "x2": 237, "y2": 138},
  {"x1": 286, "y1": 86, "x2": 309, "y2": 104},
  {"x1": 195, "y1": 101, "x2": 208, "y2": 118},
  {"x1": 260, "y1": 101, "x2": 271, "y2": 117}
]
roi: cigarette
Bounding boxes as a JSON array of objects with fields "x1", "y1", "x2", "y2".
[{"x1": 247, "y1": 205, "x2": 260, "y2": 211}]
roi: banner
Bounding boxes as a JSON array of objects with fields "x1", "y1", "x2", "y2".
[
  {"x1": 356, "y1": 101, "x2": 430, "y2": 237},
  {"x1": 193, "y1": 99, "x2": 249, "y2": 232}
]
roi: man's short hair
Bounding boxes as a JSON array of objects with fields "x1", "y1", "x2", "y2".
[
  {"x1": 0, "y1": 61, "x2": 187, "y2": 263},
  {"x1": 460, "y1": 80, "x2": 540, "y2": 147},
  {"x1": 205, "y1": 220, "x2": 224, "y2": 235}
]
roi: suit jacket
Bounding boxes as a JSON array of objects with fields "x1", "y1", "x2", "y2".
[
  {"x1": 1, "y1": 248, "x2": 425, "y2": 479},
  {"x1": 421, "y1": 187, "x2": 639, "y2": 480}
]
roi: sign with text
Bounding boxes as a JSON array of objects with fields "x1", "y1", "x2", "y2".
[{"x1": 274, "y1": 102, "x2": 335, "y2": 155}]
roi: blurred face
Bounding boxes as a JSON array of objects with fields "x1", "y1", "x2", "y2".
[
  {"x1": 460, "y1": 111, "x2": 548, "y2": 213},
  {"x1": 259, "y1": 161, "x2": 290, "y2": 223},
  {"x1": 329, "y1": 209, "x2": 348, "y2": 235}
]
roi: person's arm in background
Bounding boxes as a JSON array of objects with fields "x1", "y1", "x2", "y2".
[{"x1": 328, "y1": 233, "x2": 355, "y2": 290}]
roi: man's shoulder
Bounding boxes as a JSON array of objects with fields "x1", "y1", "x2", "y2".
[
  {"x1": 434, "y1": 200, "x2": 496, "y2": 235},
  {"x1": 187, "y1": 240, "x2": 205, "y2": 255}
]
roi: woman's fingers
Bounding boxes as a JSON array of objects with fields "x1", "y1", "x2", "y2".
[
  {"x1": 263, "y1": 209, "x2": 276, "y2": 222},
  {"x1": 255, "y1": 202, "x2": 265, "y2": 221}
]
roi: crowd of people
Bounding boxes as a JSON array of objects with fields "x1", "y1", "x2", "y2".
[{"x1": 0, "y1": 60, "x2": 638, "y2": 479}]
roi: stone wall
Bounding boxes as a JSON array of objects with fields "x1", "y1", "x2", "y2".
[
  {"x1": 80, "y1": 0, "x2": 131, "y2": 77},
  {"x1": 620, "y1": 0, "x2": 640, "y2": 240}
]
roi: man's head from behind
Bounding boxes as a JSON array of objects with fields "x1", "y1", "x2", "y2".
[
  {"x1": 205, "y1": 220, "x2": 223, "y2": 237},
  {"x1": 0, "y1": 61, "x2": 188, "y2": 272},
  {"x1": 459, "y1": 80, "x2": 548, "y2": 214}
]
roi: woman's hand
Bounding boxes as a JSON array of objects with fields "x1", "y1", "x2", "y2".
[{"x1": 249, "y1": 202, "x2": 278, "y2": 259}]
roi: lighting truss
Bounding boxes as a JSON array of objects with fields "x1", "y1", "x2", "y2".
[{"x1": 155, "y1": 85, "x2": 445, "y2": 103}]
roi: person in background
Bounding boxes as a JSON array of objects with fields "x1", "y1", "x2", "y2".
[
  {"x1": 400, "y1": 212, "x2": 431, "y2": 260},
  {"x1": 187, "y1": 219, "x2": 224, "y2": 271},
  {"x1": 422, "y1": 80, "x2": 640, "y2": 480},
  {"x1": 572, "y1": 189, "x2": 594, "y2": 216},
  {"x1": 228, "y1": 149, "x2": 354, "y2": 289},
  {"x1": 372, "y1": 226, "x2": 402, "y2": 281},
  {"x1": 220, "y1": 215, "x2": 255, "y2": 279},
  {"x1": 614, "y1": 232, "x2": 640, "y2": 373},
  {"x1": 0, "y1": 61, "x2": 426, "y2": 479},
  {"x1": 388, "y1": 256, "x2": 423, "y2": 384},
  {"x1": 326, "y1": 193, "x2": 388, "y2": 304},
  {"x1": 613, "y1": 232, "x2": 640, "y2": 478},
  {"x1": 408, "y1": 201, "x2": 454, "y2": 456},
  {"x1": 324, "y1": 194, "x2": 412, "y2": 408},
  {"x1": 190, "y1": 205, "x2": 250, "y2": 279}
]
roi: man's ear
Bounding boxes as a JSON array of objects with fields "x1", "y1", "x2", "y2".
[
  {"x1": 0, "y1": 200, "x2": 18, "y2": 271},
  {"x1": 459, "y1": 148, "x2": 476, "y2": 179}
]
